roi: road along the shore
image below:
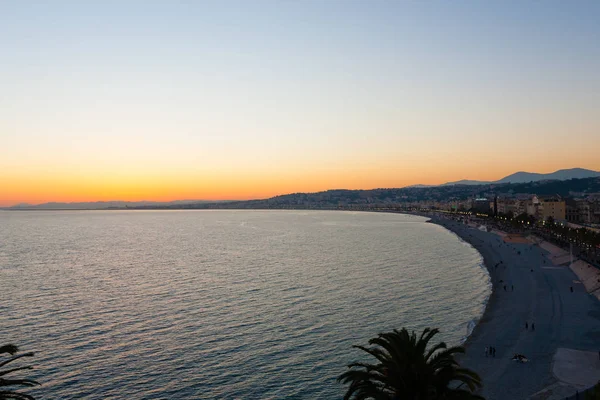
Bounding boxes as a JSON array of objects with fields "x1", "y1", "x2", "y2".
[{"x1": 430, "y1": 216, "x2": 600, "y2": 400}]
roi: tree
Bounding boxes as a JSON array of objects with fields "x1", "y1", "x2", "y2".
[
  {"x1": 0, "y1": 344, "x2": 39, "y2": 400},
  {"x1": 338, "y1": 328, "x2": 484, "y2": 400}
]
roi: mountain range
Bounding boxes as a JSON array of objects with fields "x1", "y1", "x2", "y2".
[{"x1": 434, "y1": 168, "x2": 600, "y2": 187}]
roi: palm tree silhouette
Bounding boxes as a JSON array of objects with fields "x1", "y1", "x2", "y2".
[
  {"x1": 339, "y1": 328, "x2": 483, "y2": 400},
  {"x1": 0, "y1": 344, "x2": 39, "y2": 400}
]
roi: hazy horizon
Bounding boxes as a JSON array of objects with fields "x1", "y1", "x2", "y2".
[
  {"x1": 4, "y1": 166, "x2": 599, "y2": 207},
  {"x1": 2, "y1": 1, "x2": 600, "y2": 206}
]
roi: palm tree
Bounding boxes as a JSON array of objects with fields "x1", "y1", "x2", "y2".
[
  {"x1": 338, "y1": 328, "x2": 483, "y2": 400},
  {"x1": 0, "y1": 344, "x2": 39, "y2": 400}
]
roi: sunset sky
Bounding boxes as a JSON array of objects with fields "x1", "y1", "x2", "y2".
[{"x1": 2, "y1": 1, "x2": 599, "y2": 206}]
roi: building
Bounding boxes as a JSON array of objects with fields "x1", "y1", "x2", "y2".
[
  {"x1": 525, "y1": 196, "x2": 541, "y2": 218},
  {"x1": 472, "y1": 198, "x2": 491, "y2": 213},
  {"x1": 565, "y1": 198, "x2": 600, "y2": 225},
  {"x1": 496, "y1": 198, "x2": 525, "y2": 216},
  {"x1": 565, "y1": 198, "x2": 580, "y2": 223},
  {"x1": 538, "y1": 196, "x2": 566, "y2": 221}
]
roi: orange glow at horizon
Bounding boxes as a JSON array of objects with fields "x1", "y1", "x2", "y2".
[
  {"x1": 3, "y1": 1, "x2": 600, "y2": 208},
  {"x1": 2, "y1": 159, "x2": 600, "y2": 207}
]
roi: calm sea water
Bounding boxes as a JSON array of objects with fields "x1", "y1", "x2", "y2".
[{"x1": 0, "y1": 210, "x2": 490, "y2": 399}]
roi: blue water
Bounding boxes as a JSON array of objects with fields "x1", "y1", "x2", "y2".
[{"x1": 0, "y1": 210, "x2": 490, "y2": 399}]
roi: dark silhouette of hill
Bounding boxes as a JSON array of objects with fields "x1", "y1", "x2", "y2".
[
  {"x1": 4, "y1": 172, "x2": 599, "y2": 211},
  {"x1": 495, "y1": 168, "x2": 600, "y2": 184},
  {"x1": 439, "y1": 168, "x2": 600, "y2": 186},
  {"x1": 126, "y1": 177, "x2": 600, "y2": 209}
]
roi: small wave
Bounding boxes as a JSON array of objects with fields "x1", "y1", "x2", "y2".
[{"x1": 460, "y1": 318, "x2": 478, "y2": 344}]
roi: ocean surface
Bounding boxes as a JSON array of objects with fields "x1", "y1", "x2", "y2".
[{"x1": 0, "y1": 210, "x2": 490, "y2": 399}]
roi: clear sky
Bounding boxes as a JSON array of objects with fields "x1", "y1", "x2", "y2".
[{"x1": 1, "y1": 1, "x2": 599, "y2": 206}]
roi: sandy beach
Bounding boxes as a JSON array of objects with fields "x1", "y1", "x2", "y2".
[{"x1": 429, "y1": 215, "x2": 600, "y2": 400}]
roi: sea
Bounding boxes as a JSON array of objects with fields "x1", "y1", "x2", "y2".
[{"x1": 0, "y1": 210, "x2": 490, "y2": 399}]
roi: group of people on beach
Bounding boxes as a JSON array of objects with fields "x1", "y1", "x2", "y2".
[
  {"x1": 525, "y1": 321, "x2": 535, "y2": 331},
  {"x1": 502, "y1": 284, "x2": 513, "y2": 292},
  {"x1": 484, "y1": 346, "x2": 497, "y2": 357}
]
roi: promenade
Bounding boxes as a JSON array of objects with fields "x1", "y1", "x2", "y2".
[{"x1": 431, "y1": 216, "x2": 600, "y2": 400}]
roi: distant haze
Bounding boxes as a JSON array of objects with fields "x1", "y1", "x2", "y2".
[
  {"x1": 1, "y1": 2, "x2": 599, "y2": 206},
  {"x1": 6, "y1": 168, "x2": 599, "y2": 208},
  {"x1": 7, "y1": 200, "x2": 230, "y2": 210}
]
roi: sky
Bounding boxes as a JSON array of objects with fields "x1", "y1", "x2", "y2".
[{"x1": 1, "y1": 1, "x2": 599, "y2": 206}]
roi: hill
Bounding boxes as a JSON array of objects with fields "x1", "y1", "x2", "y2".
[
  {"x1": 126, "y1": 177, "x2": 600, "y2": 210},
  {"x1": 437, "y1": 168, "x2": 600, "y2": 186},
  {"x1": 495, "y1": 168, "x2": 600, "y2": 184}
]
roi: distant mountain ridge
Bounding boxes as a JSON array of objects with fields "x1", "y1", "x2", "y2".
[
  {"x1": 495, "y1": 168, "x2": 600, "y2": 183},
  {"x1": 6, "y1": 200, "x2": 227, "y2": 210},
  {"x1": 439, "y1": 168, "x2": 600, "y2": 186}
]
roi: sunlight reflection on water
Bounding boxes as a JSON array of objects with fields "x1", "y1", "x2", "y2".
[{"x1": 0, "y1": 210, "x2": 489, "y2": 399}]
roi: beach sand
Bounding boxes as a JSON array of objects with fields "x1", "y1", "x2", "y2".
[{"x1": 429, "y1": 216, "x2": 600, "y2": 400}]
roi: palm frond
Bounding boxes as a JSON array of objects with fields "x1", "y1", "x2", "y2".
[
  {"x1": 339, "y1": 328, "x2": 484, "y2": 400},
  {"x1": 0, "y1": 345, "x2": 39, "y2": 400},
  {"x1": 0, "y1": 354, "x2": 35, "y2": 370},
  {"x1": 0, "y1": 346, "x2": 18, "y2": 356},
  {"x1": 0, "y1": 391, "x2": 37, "y2": 400}
]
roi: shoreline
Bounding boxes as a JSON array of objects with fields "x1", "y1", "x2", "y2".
[
  {"x1": 426, "y1": 213, "x2": 600, "y2": 400},
  {"x1": 425, "y1": 217, "x2": 496, "y2": 350}
]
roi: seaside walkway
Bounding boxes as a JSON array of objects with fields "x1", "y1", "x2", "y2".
[{"x1": 432, "y1": 217, "x2": 600, "y2": 400}]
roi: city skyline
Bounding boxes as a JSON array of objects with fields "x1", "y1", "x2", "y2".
[{"x1": 2, "y1": 1, "x2": 600, "y2": 206}]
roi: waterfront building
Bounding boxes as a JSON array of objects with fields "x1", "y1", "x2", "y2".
[{"x1": 472, "y1": 198, "x2": 491, "y2": 213}]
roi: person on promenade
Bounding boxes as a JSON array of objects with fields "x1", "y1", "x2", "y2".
[
  {"x1": 525, "y1": 322, "x2": 528, "y2": 330},
  {"x1": 532, "y1": 323, "x2": 535, "y2": 331},
  {"x1": 485, "y1": 346, "x2": 488, "y2": 357}
]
